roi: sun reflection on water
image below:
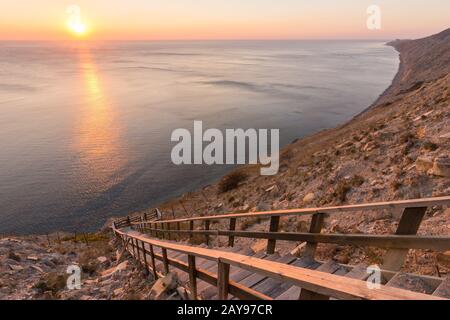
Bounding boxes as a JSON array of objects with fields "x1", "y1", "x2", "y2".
[{"x1": 72, "y1": 45, "x2": 127, "y2": 192}]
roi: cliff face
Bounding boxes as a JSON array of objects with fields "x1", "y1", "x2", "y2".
[{"x1": 374, "y1": 28, "x2": 450, "y2": 106}]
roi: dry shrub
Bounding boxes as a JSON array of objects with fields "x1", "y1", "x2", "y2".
[
  {"x1": 333, "y1": 175, "x2": 365, "y2": 203},
  {"x1": 34, "y1": 272, "x2": 68, "y2": 294},
  {"x1": 218, "y1": 170, "x2": 248, "y2": 193}
]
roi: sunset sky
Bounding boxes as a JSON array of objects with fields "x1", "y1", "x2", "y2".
[{"x1": 1, "y1": 0, "x2": 449, "y2": 40}]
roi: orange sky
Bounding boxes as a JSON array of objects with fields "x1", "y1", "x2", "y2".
[{"x1": 1, "y1": 1, "x2": 449, "y2": 40}]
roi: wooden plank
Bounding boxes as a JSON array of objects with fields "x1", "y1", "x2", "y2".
[
  {"x1": 266, "y1": 216, "x2": 280, "y2": 254},
  {"x1": 151, "y1": 253, "x2": 270, "y2": 300},
  {"x1": 188, "y1": 255, "x2": 198, "y2": 300},
  {"x1": 113, "y1": 229, "x2": 446, "y2": 300},
  {"x1": 135, "y1": 238, "x2": 141, "y2": 262},
  {"x1": 387, "y1": 273, "x2": 434, "y2": 295},
  {"x1": 217, "y1": 254, "x2": 444, "y2": 300},
  {"x1": 433, "y1": 277, "x2": 450, "y2": 298},
  {"x1": 228, "y1": 218, "x2": 237, "y2": 247},
  {"x1": 382, "y1": 207, "x2": 427, "y2": 271},
  {"x1": 189, "y1": 220, "x2": 194, "y2": 242},
  {"x1": 137, "y1": 196, "x2": 450, "y2": 226},
  {"x1": 218, "y1": 262, "x2": 230, "y2": 300},
  {"x1": 298, "y1": 261, "x2": 345, "y2": 300},
  {"x1": 149, "y1": 244, "x2": 158, "y2": 279},
  {"x1": 205, "y1": 220, "x2": 210, "y2": 246},
  {"x1": 251, "y1": 255, "x2": 298, "y2": 298},
  {"x1": 344, "y1": 263, "x2": 370, "y2": 280},
  {"x1": 238, "y1": 254, "x2": 281, "y2": 289},
  {"x1": 303, "y1": 213, "x2": 325, "y2": 260},
  {"x1": 144, "y1": 229, "x2": 450, "y2": 251},
  {"x1": 141, "y1": 241, "x2": 148, "y2": 271},
  {"x1": 162, "y1": 248, "x2": 170, "y2": 274},
  {"x1": 274, "y1": 258, "x2": 321, "y2": 299}
]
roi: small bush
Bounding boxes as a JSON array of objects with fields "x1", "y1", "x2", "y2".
[
  {"x1": 34, "y1": 273, "x2": 68, "y2": 294},
  {"x1": 333, "y1": 175, "x2": 365, "y2": 203},
  {"x1": 218, "y1": 170, "x2": 248, "y2": 193}
]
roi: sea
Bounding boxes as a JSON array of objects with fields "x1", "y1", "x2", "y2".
[{"x1": 0, "y1": 40, "x2": 398, "y2": 234}]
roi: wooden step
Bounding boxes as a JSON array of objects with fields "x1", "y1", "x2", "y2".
[
  {"x1": 386, "y1": 273, "x2": 435, "y2": 295},
  {"x1": 275, "y1": 258, "x2": 321, "y2": 300},
  {"x1": 432, "y1": 277, "x2": 450, "y2": 298},
  {"x1": 250, "y1": 255, "x2": 298, "y2": 298},
  {"x1": 343, "y1": 263, "x2": 369, "y2": 280}
]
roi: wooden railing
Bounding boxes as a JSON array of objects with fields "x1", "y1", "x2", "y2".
[
  {"x1": 112, "y1": 225, "x2": 445, "y2": 300},
  {"x1": 132, "y1": 196, "x2": 450, "y2": 271},
  {"x1": 113, "y1": 210, "x2": 158, "y2": 229}
]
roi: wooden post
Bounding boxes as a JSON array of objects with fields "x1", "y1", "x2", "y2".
[
  {"x1": 189, "y1": 221, "x2": 194, "y2": 242},
  {"x1": 266, "y1": 216, "x2": 280, "y2": 254},
  {"x1": 382, "y1": 207, "x2": 427, "y2": 271},
  {"x1": 177, "y1": 222, "x2": 181, "y2": 241},
  {"x1": 228, "y1": 218, "x2": 237, "y2": 247},
  {"x1": 162, "y1": 248, "x2": 169, "y2": 274},
  {"x1": 180, "y1": 200, "x2": 189, "y2": 216},
  {"x1": 303, "y1": 213, "x2": 325, "y2": 260},
  {"x1": 135, "y1": 238, "x2": 141, "y2": 262},
  {"x1": 127, "y1": 216, "x2": 131, "y2": 226},
  {"x1": 149, "y1": 244, "x2": 158, "y2": 279},
  {"x1": 204, "y1": 220, "x2": 210, "y2": 246},
  {"x1": 188, "y1": 255, "x2": 197, "y2": 300},
  {"x1": 167, "y1": 223, "x2": 171, "y2": 240},
  {"x1": 218, "y1": 261, "x2": 230, "y2": 300},
  {"x1": 141, "y1": 241, "x2": 148, "y2": 271},
  {"x1": 131, "y1": 237, "x2": 136, "y2": 257},
  {"x1": 144, "y1": 211, "x2": 148, "y2": 221}
]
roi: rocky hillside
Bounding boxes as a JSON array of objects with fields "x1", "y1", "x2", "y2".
[{"x1": 154, "y1": 28, "x2": 450, "y2": 274}]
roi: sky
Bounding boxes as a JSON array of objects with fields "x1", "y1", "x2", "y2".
[{"x1": 1, "y1": 0, "x2": 449, "y2": 40}]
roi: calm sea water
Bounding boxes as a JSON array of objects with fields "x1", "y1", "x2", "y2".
[{"x1": 0, "y1": 41, "x2": 398, "y2": 234}]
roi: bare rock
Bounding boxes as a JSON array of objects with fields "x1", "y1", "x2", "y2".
[
  {"x1": 303, "y1": 193, "x2": 315, "y2": 204},
  {"x1": 97, "y1": 256, "x2": 108, "y2": 264},
  {"x1": 149, "y1": 273, "x2": 178, "y2": 300},
  {"x1": 430, "y1": 157, "x2": 450, "y2": 177},
  {"x1": 437, "y1": 251, "x2": 450, "y2": 269},
  {"x1": 415, "y1": 156, "x2": 434, "y2": 172}
]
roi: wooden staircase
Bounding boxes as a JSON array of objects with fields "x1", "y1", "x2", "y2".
[{"x1": 112, "y1": 196, "x2": 450, "y2": 300}]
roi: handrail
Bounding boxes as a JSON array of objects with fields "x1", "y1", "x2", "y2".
[
  {"x1": 126, "y1": 196, "x2": 450, "y2": 271},
  {"x1": 137, "y1": 196, "x2": 450, "y2": 225},
  {"x1": 113, "y1": 226, "x2": 445, "y2": 300}
]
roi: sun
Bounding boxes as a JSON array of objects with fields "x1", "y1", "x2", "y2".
[{"x1": 68, "y1": 22, "x2": 88, "y2": 36}]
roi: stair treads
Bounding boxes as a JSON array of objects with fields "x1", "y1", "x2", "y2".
[
  {"x1": 250, "y1": 255, "x2": 299, "y2": 298},
  {"x1": 274, "y1": 258, "x2": 322, "y2": 300},
  {"x1": 316, "y1": 260, "x2": 349, "y2": 275},
  {"x1": 343, "y1": 263, "x2": 370, "y2": 280},
  {"x1": 386, "y1": 273, "x2": 435, "y2": 295},
  {"x1": 237, "y1": 254, "x2": 283, "y2": 289},
  {"x1": 432, "y1": 277, "x2": 450, "y2": 298},
  {"x1": 229, "y1": 252, "x2": 267, "y2": 283}
]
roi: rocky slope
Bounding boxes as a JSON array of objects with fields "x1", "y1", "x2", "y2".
[
  {"x1": 154, "y1": 28, "x2": 450, "y2": 274},
  {"x1": 1, "y1": 29, "x2": 449, "y2": 299}
]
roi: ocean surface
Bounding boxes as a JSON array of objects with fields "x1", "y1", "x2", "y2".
[{"x1": 0, "y1": 41, "x2": 398, "y2": 234}]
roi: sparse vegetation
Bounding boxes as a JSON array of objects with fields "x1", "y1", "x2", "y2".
[{"x1": 218, "y1": 170, "x2": 248, "y2": 193}]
